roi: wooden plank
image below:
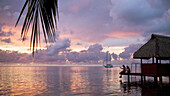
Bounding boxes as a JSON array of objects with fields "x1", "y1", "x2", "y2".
[
  {"x1": 120, "y1": 73, "x2": 142, "y2": 75},
  {"x1": 120, "y1": 73, "x2": 170, "y2": 76}
]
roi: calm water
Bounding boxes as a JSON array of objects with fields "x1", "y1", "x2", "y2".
[{"x1": 0, "y1": 65, "x2": 170, "y2": 96}]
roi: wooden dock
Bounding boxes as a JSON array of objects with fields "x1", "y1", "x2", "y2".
[
  {"x1": 121, "y1": 73, "x2": 141, "y2": 76},
  {"x1": 121, "y1": 73, "x2": 170, "y2": 76},
  {"x1": 120, "y1": 72, "x2": 170, "y2": 84}
]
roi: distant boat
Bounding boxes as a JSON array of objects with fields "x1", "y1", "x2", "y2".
[{"x1": 103, "y1": 51, "x2": 113, "y2": 68}]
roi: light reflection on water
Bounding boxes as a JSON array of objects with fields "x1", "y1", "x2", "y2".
[
  {"x1": 0, "y1": 66, "x2": 170, "y2": 96},
  {"x1": 0, "y1": 67, "x2": 48, "y2": 95}
]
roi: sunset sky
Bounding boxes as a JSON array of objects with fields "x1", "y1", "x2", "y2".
[{"x1": 0, "y1": 0, "x2": 170, "y2": 64}]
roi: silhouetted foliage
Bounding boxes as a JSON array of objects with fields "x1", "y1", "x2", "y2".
[{"x1": 15, "y1": 0, "x2": 59, "y2": 55}]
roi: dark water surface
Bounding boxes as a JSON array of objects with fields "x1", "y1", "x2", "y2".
[{"x1": 0, "y1": 66, "x2": 170, "y2": 96}]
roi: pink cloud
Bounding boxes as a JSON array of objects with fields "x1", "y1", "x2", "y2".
[
  {"x1": 105, "y1": 31, "x2": 141, "y2": 39},
  {"x1": 67, "y1": 0, "x2": 90, "y2": 12}
]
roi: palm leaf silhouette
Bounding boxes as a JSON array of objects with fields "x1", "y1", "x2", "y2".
[{"x1": 15, "y1": 0, "x2": 59, "y2": 55}]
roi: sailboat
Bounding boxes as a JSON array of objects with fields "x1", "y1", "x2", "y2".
[{"x1": 103, "y1": 51, "x2": 113, "y2": 68}]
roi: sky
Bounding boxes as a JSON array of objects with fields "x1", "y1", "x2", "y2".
[{"x1": 0, "y1": 0, "x2": 170, "y2": 64}]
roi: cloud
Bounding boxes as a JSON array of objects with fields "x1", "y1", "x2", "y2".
[
  {"x1": 0, "y1": 31, "x2": 13, "y2": 37},
  {"x1": 66, "y1": 44, "x2": 106, "y2": 63},
  {"x1": 3, "y1": 5, "x2": 11, "y2": 10},
  {"x1": 0, "y1": 49, "x2": 32, "y2": 63},
  {"x1": 0, "y1": 38, "x2": 71, "y2": 63},
  {"x1": 146, "y1": 18, "x2": 170, "y2": 35},
  {"x1": 0, "y1": 43, "x2": 141, "y2": 64},
  {"x1": 75, "y1": 42, "x2": 82, "y2": 45},
  {"x1": 87, "y1": 44, "x2": 103, "y2": 52},
  {"x1": 110, "y1": 0, "x2": 164, "y2": 25},
  {"x1": 0, "y1": 24, "x2": 2, "y2": 31},
  {"x1": 111, "y1": 52, "x2": 118, "y2": 60},
  {"x1": 47, "y1": 38, "x2": 71, "y2": 55},
  {"x1": 119, "y1": 44, "x2": 143, "y2": 59},
  {"x1": 0, "y1": 0, "x2": 25, "y2": 26},
  {"x1": 31, "y1": 43, "x2": 107, "y2": 64},
  {"x1": 119, "y1": 52, "x2": 131, "y2": 59},
  {"x1": 110, "y1": 0, "x2": 170, "y2": 37},
  {"x1": 59, "y1": 0, "x2": 113, "y2": 43},
  {"x1": 1, "y1": 38, "x2": 11, "y2": 43},
  {"x1": 58, "y1": 0, "x2": 170, "y2": 47},
  {"x1": 1, "y1": 0, "x2": 170, "y2": 64}
]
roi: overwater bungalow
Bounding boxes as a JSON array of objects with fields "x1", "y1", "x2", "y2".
[{"x1": 121, "y1": 34, "x2": 170, "y2": 83}]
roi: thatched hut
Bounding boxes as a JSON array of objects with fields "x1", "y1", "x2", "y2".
[
  {"x1": 133, "y1": 34, "x2": 170, "y2": 76},
  {"x1": 134, "y1": 34, "x2": 170, "y2": 60}
]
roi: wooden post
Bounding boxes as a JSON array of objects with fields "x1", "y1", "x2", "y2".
[
  {"x1": 128, "y1": 74, "x2": 130, "y2": 83},
  {"x1": 135, "y1": 63, "x2": 137, "y2": 73},
  {"x1": 144, "y1": 76, "x2": 146, "y2": 83},
  {"x1": 141, "y1": 76, "x2": 143, "y2": 84},
  {"x1": 159, "y1": 59, "x2": 161, "y2": 64},
  {"x1": 140, "y1": 59, "x2": 143, "y2": 84},
  {"x1": 156, "y1": 58, "x2": 158, "y2": 64},
  {"x1": 159, "y1": 76, "x2": 162, "y2": 84},
  {"x1": 154, "y1": 76, "x2": 158, "y2": 84},
  {"x1": 152, "y1": 57, "x2": 154, "y2": 64}
]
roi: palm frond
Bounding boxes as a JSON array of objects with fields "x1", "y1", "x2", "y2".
[{"x1": 15, "y1": 0, "x2": 59, "y2": 55}]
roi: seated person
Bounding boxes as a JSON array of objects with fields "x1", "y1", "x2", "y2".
[
  {"x1": 119, "y1": 65, "x2": 126, "y2": 78},
  {"x1": 126, "y1": 66, "x2": 130, "y2": 73}
]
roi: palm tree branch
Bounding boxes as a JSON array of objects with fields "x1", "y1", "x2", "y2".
[{"x1": 15, "y1": 0, "x2": 59, "y2": 55}]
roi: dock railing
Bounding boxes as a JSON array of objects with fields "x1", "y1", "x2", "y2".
[
  {"x1": 121, "y1": 63, "x2": 170, "y2": 84},
  {"x1": 131, "y1": 62, "x2": 141, "y2": 73},
  {"x1": 130, "y1": 62, "x2": 141, "y2": 81}
]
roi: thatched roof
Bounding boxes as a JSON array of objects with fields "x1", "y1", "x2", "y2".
[{"x1": 133, "y1": 34, "x2": 170, "y2": 60}]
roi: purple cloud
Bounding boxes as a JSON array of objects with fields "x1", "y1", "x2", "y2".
[
  {"x1": 32, "y1": 43, "x2": 106, "y2": 64},
  {"x1": 0, "y1": 24, "x2": 2, "y2": 31},
  {"x1": 57, "y1": 0, "x2": 170, "y2": 46},
  {"x1": 87, "y1": 44, "x2": 103, "y2": 52},
  {"x1": 1, "y1": 38, "x2": 11, "y2": 43},
  {"x1": 1, "y1": 0, "x2": 170, "y2": 64},
  {"x1": 75, "y1": 42, "x2": 82, "y2": 45},
  {"x1": 110, "y1": 0, "x2": 164, "y2": 25},
  {"x1": 119, "y1": 52, "x2": 131, "y2": 59},
  {"x1": 47, "y1": 38, "x2": 71, "y2": 55},
  {"x1": 111, "y1": 52, "x2": 118, "y2": 60},
  {"x1": 0, "y1": 49, "x2": 32, "y2": 63},
  {"x1": 0, "y1": 31, "x2": 13, "y2": 37},
  {"x1": 110, "y1": 0, "x2": 170, "y2": 37},
  {"x1": 0, "y1": 0, "x2": 25, "y2": 25},
  {"x1": 59, "y1": 0, "x2": 112, "y2": 42},
  {"x1": 0, "y1": 43, "x2": 141, "y2": 64},
  {"x1": 119, "y1": 44, "x2": 143, "y2": 59},
  {"x1": 66, "y1": 44, "x2": 105, "y2": 63}
]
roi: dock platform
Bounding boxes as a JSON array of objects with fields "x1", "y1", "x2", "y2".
[{"x1": 120, "y1": 72, "x2": 170, "y2": 84}]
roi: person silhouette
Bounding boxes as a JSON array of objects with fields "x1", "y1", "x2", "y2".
[
  {"x1": 126, "y1": 66, "x2": 130, "y2": 74},
  {"x1": 119, "y1": 65, "x2": 126, "y2": 78}
]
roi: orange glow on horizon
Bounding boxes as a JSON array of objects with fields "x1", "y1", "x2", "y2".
[
  {"x1": 103, "y1": 46, "x2": 125, "y2": 55},
  {"x1": 106, "y1": 31, "x2": 141, "y2": 38}
]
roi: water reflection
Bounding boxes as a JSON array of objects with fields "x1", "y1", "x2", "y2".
[
  {"x1": 119, "y1": 80, "x2": 170, "y2": 96},
  {"x1": 102, "y1": 68, "x2": 121, "y2": 95},
  {"x1": 0, "y1": 67, "x2": 47, "y2": 95},
  {"x1": 70, "y1": 67, "x2": 90, "y2": 95},
  {"x1": 1, "y1": 66, "x2": 170, "y2": 96}
]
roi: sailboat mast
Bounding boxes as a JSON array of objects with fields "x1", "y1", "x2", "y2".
[
  {"x1": 106, "y1": 51, "x2": 108, "y2": 64},
  {"x1": 103, "y1": 51, "x2": 113, "y2": 68},
  {"x1": 107, "y1": 51, "x2": 111, "y2": 64}
]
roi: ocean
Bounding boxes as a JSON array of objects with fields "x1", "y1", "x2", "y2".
[{"x1": 0, "y1": 64, "x2": 170, "y2": 96}]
